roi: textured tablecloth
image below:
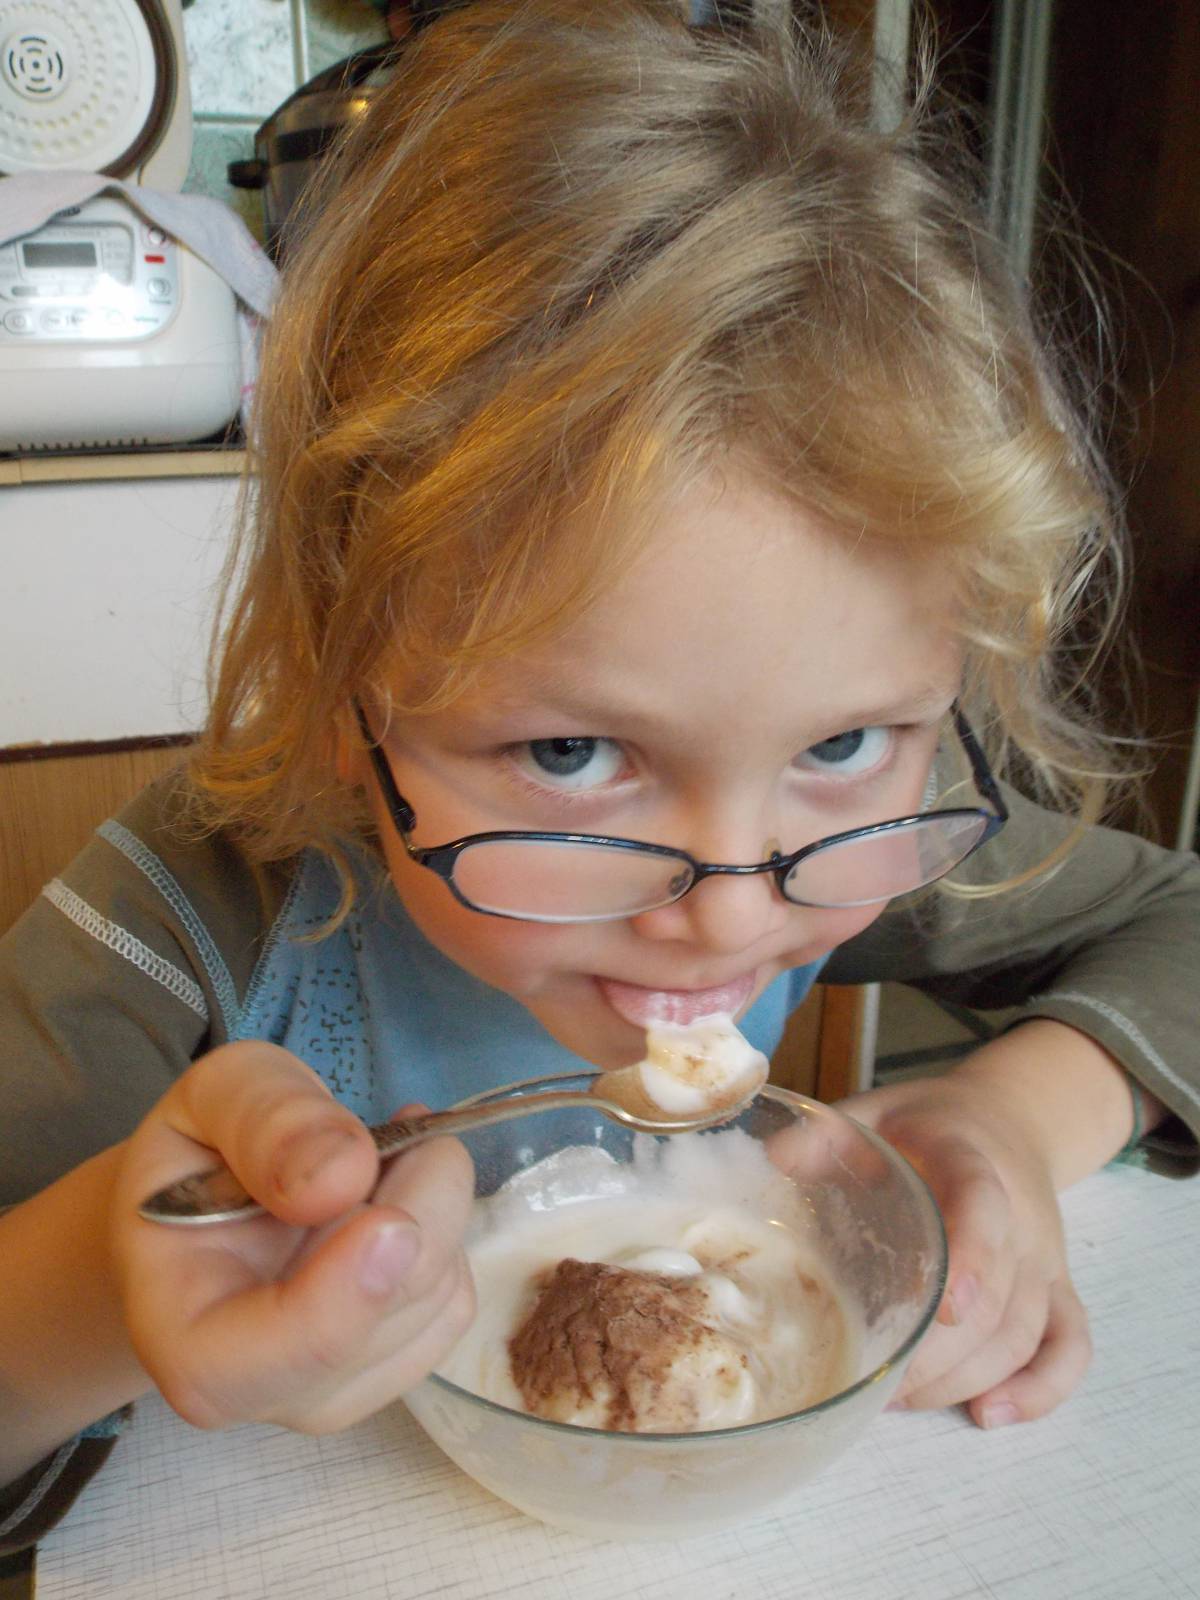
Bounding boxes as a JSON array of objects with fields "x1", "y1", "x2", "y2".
[{"x1": 35, "y1": 1163, "x2": 1200, "y2": 1600}]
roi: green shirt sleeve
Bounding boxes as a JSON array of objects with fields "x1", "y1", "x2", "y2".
[{"x1": 0, "y1": 770, "x2": 285, "y2": 1548}]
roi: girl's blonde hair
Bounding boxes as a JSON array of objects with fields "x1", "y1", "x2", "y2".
[{"x1": 191, "y1": 0, "x2": 1128, "y2": 899}]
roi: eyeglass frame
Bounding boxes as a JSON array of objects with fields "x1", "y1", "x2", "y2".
[{"x1": 354, "y1": 701, "x2": 1008, "y2": 922}]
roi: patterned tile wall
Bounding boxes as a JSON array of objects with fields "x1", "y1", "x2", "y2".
[{"x1": 181, "y1": 0, "x2": 389, "y2": 241}]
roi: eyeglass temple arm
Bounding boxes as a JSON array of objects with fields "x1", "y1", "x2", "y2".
[
  {"x1": 952, "y1": 704, "x2": 1009, "y2": 822},
  {"x1": 354, "y1": 700, "x2": 418, "y2": 834}
]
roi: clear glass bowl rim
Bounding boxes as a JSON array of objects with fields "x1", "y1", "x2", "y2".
[{"x1": 423, "y1": 1075, "x2": 948, "y2": 1444}]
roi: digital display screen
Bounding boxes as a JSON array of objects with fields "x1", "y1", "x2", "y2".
[{"x1": 21, "y1": 240, "x2": 98, "y2": 271}]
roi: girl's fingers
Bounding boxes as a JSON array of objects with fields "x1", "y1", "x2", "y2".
[
  {"x1": 129, "y1": 1198, "x2": 445, "y2": 1429},
  {"x1": 920, "y1": 1137, "x2": 1014, "y2": 1332},
  {"x1": 899, "y1": 1263, "x2": 1049, "y2": 1411},
  {"x1": 887, "y1": 1139, "x2": 1023, "y2": 1403},
  {"x1": 967, "y1": 1275, "x2": 1092, "y2": 1428},
  {"x1": 125, "y1": 1041, "x2": 380, "y2": 1229},
  {"x1": 291, "y1": 1252, "x2": 478, "y2": 1434},
  {"x1": 368, "y1": 1135, "x2": 476, "y2": 1300},
  {"x1": 861, "y1": 1112, "x2": 1014, "y2": 1334},
  {"x1": 880, "y1": 1128, "x2": 1016, "y2": 1360},
  {"x1": 125, "y1": 1201, "x2": 408, "y2": 1425},
  {"x1": 122, "y1": 1132, "x2": 476, "y2": 1430}
]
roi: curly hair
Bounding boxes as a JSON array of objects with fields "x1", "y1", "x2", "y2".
[{"x1": 188, "y1": 0, "x2": 1129, "y2": 908}]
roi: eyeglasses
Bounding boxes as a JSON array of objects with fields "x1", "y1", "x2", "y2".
[{"x1": 356, "y1": 704, "x2": 1007, "y2": 924}]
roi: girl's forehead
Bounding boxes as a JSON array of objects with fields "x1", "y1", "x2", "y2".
[{"x1": 434, "y1": 472, "x2": 963, "y2": 739}]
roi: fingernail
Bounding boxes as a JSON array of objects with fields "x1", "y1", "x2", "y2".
[
  {"x1": 885, "y1": 1399, "x2": 908, "y2": 1413},
  {"x1": 947, "y1": 1273, "x2": 980, "y2": 1325},
  {"x1": 359, "y1": 1222, "x2": 420, "y2": 1297},
  {"x1": 275, "y1": 1127, "x2": 357, "y2": 1198},
  {"x1": 981, "y1": 1401, "x2": 1018, "y2": 1429}
]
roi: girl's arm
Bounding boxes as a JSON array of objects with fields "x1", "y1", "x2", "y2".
[
  {"x1": 839, "y1": 1018, "x2": 1171, "y2": 1428},
  {"x1": 0, "y1": 1146, "x2": 149, "y2": 1487},
  {"x1": 949, "y1": 1017, "x2": 1168, "y2": 1187},
  {"x1": 1, "y1": 1042, "x2": 476, "y2": 1521},
  {"x1": 828, "y1": 779, "x2": 1196, "y2": 1424},
  {"x1": 0, "y1": 777, "x2": 475, "y2": 1553}
]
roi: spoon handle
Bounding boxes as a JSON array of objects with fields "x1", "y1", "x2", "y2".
[{"x1": 137, "y1": 1091, "x2": 610, "y2": 1226}]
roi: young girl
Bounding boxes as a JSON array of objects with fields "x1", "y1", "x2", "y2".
[{"x1": 2, "y1": 0, "x2": 1198, "y2": 1552}]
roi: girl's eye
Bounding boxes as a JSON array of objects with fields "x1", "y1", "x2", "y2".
[
  {"x1": 516, "y1": 737, "x2": 626, "y2": 791},
  {"x1": 794, "y1": 726, "x2": 891, "y2": 776}
]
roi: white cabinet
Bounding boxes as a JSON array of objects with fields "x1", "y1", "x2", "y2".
[{"x1": 0, "y1": 470, "x2": 239, "y2": 747}]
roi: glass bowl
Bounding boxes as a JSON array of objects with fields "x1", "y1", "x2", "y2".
[{"x1": 404, "y1": 1076, "x2": 946, "y2": 1539}]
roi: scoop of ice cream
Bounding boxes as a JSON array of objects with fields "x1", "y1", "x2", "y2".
[
  {"x1": 508, "y1": 1258, "x2": 757, "y2": 1432},
  {"x1": 618, "y1": 1247, "x2": 705, "y2": 1277},
  {"x1": 635, "y1": 1013, "x2": 768, "y2": 1116}
]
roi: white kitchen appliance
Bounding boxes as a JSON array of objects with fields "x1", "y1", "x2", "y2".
[
  {"x1": 0, "y1": 0, "x2": 243, "y2": 450},
  {"x1": 0, "y1": 0, "x2": 191, "y2": 184}
]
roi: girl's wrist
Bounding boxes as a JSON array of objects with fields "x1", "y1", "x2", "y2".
[
  {"x1": 0, "y1": 1146, "x2": 150, "y2": 1484},
  {"x1": 947, "y1": 1018, "x2": 1154, "y2": 1190}
]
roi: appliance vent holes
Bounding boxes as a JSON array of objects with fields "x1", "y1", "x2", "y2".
[
  {"x1": 19, "y1": 438, "x2": 152, "y2": 452},
  {"x1": 2, "y1": 31, "x2": 69, "y2": 102}
]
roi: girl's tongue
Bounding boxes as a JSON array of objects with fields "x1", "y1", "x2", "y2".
[{"x1": 598, "y1": 974, "x2": 756, "y2": 1028}]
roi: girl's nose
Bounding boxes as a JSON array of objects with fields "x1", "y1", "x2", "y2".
[{"x1": 629, "y1": 860, "x2": 793, "y2": 954}]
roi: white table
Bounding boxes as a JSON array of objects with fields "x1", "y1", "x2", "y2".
[{"x1": 33, "y1": 1163, "x2": 1200, "y2": 1600}]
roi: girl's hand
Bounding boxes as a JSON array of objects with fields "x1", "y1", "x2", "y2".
[
  {"x1": 839, "y1": 1068, "x2": 1092, "y2": 1428},
  {"x1": 109, "y1": 1040, "x2": 476, "y2": 1435}
]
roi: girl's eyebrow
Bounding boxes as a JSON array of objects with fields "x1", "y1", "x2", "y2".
[
  {"x1": 463, "y1": 679, "x2": 960, "y2": 735},
  {"x1": 831, "y1": 685, "x2": 960, "y2": 728}
]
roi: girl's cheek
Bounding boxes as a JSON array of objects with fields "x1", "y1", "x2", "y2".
[
  {"x1": 799, "y1": 902, "x2": 888, "y2": 960},
  {"x1": 388, "y1": 855, "x2": 587, "y2": 985}
]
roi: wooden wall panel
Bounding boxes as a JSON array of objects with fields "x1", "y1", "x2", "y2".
[
  {"x1": 0, "y1": 744, "x2": 189, "y2": 937},
  {"x1": 769, "y1": 982, "x2": 865, "y2": 1102}
]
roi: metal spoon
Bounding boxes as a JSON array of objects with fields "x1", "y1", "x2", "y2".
[{"x1": 137, "y1": 1062, "x2": 765, "y2": 1226}]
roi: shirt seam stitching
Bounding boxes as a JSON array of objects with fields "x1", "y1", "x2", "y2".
[
  {"x1": 234, "y1": 853, "x2": 308, "y2": 1040},
  {"x1": 96, "y1": 819, "x2": 239, "y2": 1036},
  {"x1": 0, "y1": 1439, "x2": 77, "y2": 1543},
  {"x1": 1034, "y1": 989, "x2": 1200, "y2": 1113},
  {"x1": 42, "y1": 880, "x2": 208, "y2": 1020}
]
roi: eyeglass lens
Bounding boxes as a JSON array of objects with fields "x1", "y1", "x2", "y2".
[
  {"x1": 779, "y1": 812, "x2": 989, "y2": 908},
  {"x1": 452, "y1": 838, "x2": 694, "y2": 921},
  {"x1": 448, "y1": 812, "x2": 990, "y2": 920}
]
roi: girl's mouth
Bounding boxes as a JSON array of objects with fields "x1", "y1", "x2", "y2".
[{"x1": 596, "y1": 973, "x2": 758, "y2": 1028}]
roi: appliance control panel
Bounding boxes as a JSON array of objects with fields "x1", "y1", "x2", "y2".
[{"x1": 0, "y1": 194, "x2": 181, "y2": 343}]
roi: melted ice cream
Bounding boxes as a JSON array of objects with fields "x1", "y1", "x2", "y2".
[
  {"x1": 439, "y1": 1131, "x2": 856, "y2": 1433},
  {"x1": 634, "y1": 1013, "x2": 769, "y2": 1116}
]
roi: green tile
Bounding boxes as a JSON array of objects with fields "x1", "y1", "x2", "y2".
[
  {"x1": 301, "y1": 0, "x2": 390, "y2": 79},
  {"x1": 182, "y1": 121, "x2": 268, "y2": 244},
  {"x1": 182, "y1": 0, "x2": 297, "y2": 118}
]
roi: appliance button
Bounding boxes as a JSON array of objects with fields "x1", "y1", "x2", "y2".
[
  {"x1": 147, "y1": 277, "x2": 172, "y2": 300},
  {"x1": 40, "y1": 309, "x2": 67, "y2": 333},
  {"x1": 68, "y1": 308, "x2": 88, "y2": 326},
  {"x1": 146, "y1": 226, "x2": 167, "y2": 247},
  {"x1": 3, "y1": 309, "x2": 34, "y2": 334}
]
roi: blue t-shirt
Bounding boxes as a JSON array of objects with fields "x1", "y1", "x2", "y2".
[{"x1": 231, "y1": 848, "x2": 825, "y2": 1121}]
